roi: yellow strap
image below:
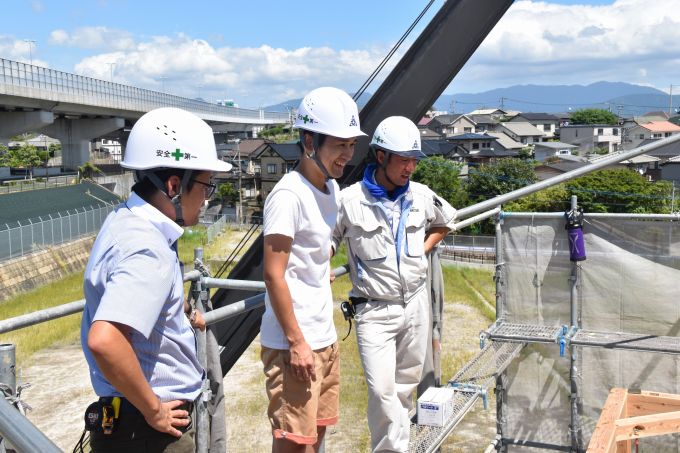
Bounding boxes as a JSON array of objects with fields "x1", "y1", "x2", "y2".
[{"x1": 112, "y1": 397, "x2": 121, "y2": 419}]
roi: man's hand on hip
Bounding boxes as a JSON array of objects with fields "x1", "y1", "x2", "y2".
[{"x1": 143, "y1": 399, "x2": 191, "y2": 438}]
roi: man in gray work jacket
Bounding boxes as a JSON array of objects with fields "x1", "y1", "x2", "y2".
[{"x1": 332, "y1": 116, "x2": 457, "y2": 453}]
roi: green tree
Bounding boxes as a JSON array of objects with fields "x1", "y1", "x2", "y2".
[
  {"x1": 466, "y1": 158, "x2": 537, "y2": 204},
  {"x1": 78, "y1": 161, "x2": 103, "y2": 181},
  {"x1": 564, "y1": 168, "x2": 672, "y2": 213},
  {"x1": 411, "y1": 156, "x2": 467, "y2": 208},
  {"x1": 0, "y1": 143, "x2": 8, "y2": 167},
  {"x1": 505, "y1": 184, "x2": 572, "y2": 212},
  {"x1": 216, "y1": 182, "x2": 239, "y2": 205},
  {"x1": 48, "y1": 142, "x2": 61, "y2": 157},
  {"x1": 569, "y1": 108, "x2": 618, "y2": 125},
  {"x1": 5, "y1": 143, "x2": 43, "y2": 178}
]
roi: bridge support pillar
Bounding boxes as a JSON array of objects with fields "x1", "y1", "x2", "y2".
[
  {"x1": 0, "y1": 110, "x2": 55, "y2": 144},
  {"x1": 42, "y1": 117, "x2": 125, "y2": 170}
]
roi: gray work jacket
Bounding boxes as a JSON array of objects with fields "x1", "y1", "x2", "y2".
[{"x1": 332, "y1": 180, "x2": 456, "y2": 303}]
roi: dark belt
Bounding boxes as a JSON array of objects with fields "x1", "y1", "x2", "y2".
[
  {"x1": 99, "y1": 397, "x2": 194, "y2": 415},
  {"x1": 349, "y1": 296, "x2": 368, "y2": 307}
]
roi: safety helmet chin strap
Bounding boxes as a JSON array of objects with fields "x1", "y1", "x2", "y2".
[
  {"x1": 300, "y1": 131, "x2": 332, "y2": 180},
  {"x1": 136, "y1": 169, "x2": 193, "y2": 226},
  {"x1": 373, "y1": 147, "x2": 402, "y2": 189}
]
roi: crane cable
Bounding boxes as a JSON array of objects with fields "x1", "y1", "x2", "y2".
[{"x1": 353, "y1": 0, "x2": 436, "y2": 102}]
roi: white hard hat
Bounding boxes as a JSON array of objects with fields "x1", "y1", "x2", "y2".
[
  {"x1": 122, "y1": 107, "x2": 232, "y2": 172},
  {"x1": 293, "y1": 87, "x2": 367, "y2": 139},
  {"x1": 371, "y1": 116, "x2": 425, "y2": 158}
]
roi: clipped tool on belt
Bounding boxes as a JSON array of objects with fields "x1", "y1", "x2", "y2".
[
  {"x1": 84, "y1": 397, "x2": 121, "y2": 434},
  {"x1": 340, "y1": 297, "x2": 367, "y2": 340},
  {"x1": 340, "y1": 300, "x2": 356, "y2": 340}
]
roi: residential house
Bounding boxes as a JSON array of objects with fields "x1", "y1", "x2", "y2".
[
  {"x1": 467, "y1": 108, "x2": 516, "y2": 119},
  {"x1": 497, "y1": 122, "x2": 544, "y2": 145},
  {"x1": 533, "y1": 141, "x2": 578, "y2": 162},
  {"x1": 421, "y1": 139, "x2": 458, "y2": 159},
  {"x1": 623, "y1": 121, "x2": 680, "y2": 150},
  {"x1": 619, "y1": 155, "x2": 661, "y2": 181},
  {"x1": 534, "y1": 155, "x2": 589, "y2": 181},
  {"x1": 553, "y1": 112, "x2": 572, "y2": 127},
  {"x1": 559, "y1": 124, "x2": 621, "y2": 154},
  {"x1": 252, "y1": 143, "x2": 301, "y2": 198},
  {"x1": 660, "y1": 156, "x2": 680, "y2": 186},
  {"x1": 468, "y1": 114, "x2": 500, "y2": 133},
  {"x1": 417, "y1": 119, "x2": 444, "y2": 140},
  {"x1": 420, "y1": 139, "x2": 467, "y2": 175},
  {"x1": 509, "y1": 113, "x2": 560, "y2": 140},
  {"x1": 485, "y1": 132, "x2": 525, "y2": 154},
  {"x1": 444, "y1": 133, "x2": 519, "y2": 164},
  {"x1": 218, "y1": 138, "x2": 270, "y2": 175},
  {"x1": 621, "y1": 111, "x2": 670, "y2": 131},
  {"x1": 427, "y1": 114, "x2": 476, "y2": 136}
]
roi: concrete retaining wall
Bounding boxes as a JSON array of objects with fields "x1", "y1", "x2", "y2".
[{"x1": 0, "y1": 236, "x2": 93, "y2": 301}]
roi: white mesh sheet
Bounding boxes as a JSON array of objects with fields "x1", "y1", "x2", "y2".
[{"x1": 501, "y1": 215, "x2": 680, "y2": 452}]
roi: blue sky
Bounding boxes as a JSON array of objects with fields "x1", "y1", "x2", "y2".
[{"x1": 2, "y1": 0, "x2": 679, "y2": 108}]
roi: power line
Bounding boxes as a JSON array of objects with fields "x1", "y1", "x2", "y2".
[{"x1": 353, "y1": 0, "x2": 436, "y2": 102}]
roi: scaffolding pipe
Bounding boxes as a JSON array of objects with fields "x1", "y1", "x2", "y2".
[
  {"x1": 568, "y1": 196, "x2": 583, "y2": 452},
  {"x1": 0, "y1": 300, "x2": 84, "y2": 334},
  {"x1": 0, "y1": 394, "x2": 61, "y2": 453},
  {"x1": 0, "y1": 274, "x2": 266, "y2": 335},
  {"x1": 494, "y1": 209, "x2": 506, "y2": 452},
  {"x1": 452, "y1": 207, "x2": 501, "y2": 231},
  {"x1": 193, "y1": 249, "x2": 209, "y2": 453},
  {"x1": 456, "y1": 133, "x2": 680, "y2": 221},
  {"x1": 200, "y1": 278, "x2": 266, "y2": 292},
  {"x1": 202, "y1": 266, "x2": 349, "y2": 326},
  {"x1": 0, "y1": 344, "x2": 16, "y2": 398}
]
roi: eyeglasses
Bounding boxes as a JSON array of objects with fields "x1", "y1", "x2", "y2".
[{"x1": 192, "y1": 179, "x2": 216, "y2": 198}]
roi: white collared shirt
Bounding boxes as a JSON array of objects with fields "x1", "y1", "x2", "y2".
[{"x1": 81, "y1": 192, "x2": 203, "y2": 401}]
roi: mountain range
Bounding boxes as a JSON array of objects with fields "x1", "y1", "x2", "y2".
[{"x1": 265, "y1": 82, "x2": 677, "y2": 118}]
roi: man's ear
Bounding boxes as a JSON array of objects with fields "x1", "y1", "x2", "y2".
[
  {"x1": 165, "y1": 175, "x2": 181, "y2": 197},
  {"x1": 302, "y1": 132, "x2": 314, "y2": 154},
  {"x1": 376, "y1": 149, "x2": 386, "y2": 165}
]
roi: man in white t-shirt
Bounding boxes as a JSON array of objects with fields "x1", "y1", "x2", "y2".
[{"x1": 261, "y1": 87, "x2": 365, "y2": 452}]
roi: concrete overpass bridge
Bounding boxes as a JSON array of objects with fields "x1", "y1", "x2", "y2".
[{"x1": 0, "y1": 58, "x2": 290, "y2": 169}]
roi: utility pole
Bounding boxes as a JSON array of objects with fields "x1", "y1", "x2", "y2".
[
  {"x1": 671, "y1": 181, "x2": 675, "y2": 213},
  {"x1": 237, "y1": 140, "x2": 243, "y2": 224},
  {"x1": 670, "y1": 85, "x2": 674, "y2": 118},
  {"x1": 499, "y1": 97, "x2": 505, "y2": 110},
  {"x1": 23, "y1": 39, "x2": 36, "y2": 66}
]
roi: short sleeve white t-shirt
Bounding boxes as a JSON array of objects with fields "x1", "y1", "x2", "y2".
[{"x1": 260, "y1": 171, "x2": 339, "y2": 350}]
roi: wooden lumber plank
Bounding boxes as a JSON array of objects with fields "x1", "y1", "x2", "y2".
[
  {"x1": 587, "y1": 388, "x2": 628, "y2": 453},
  {"x1": 614, "y1": 410, "x2": 680, "y2": 442},
  {"x1": 626, "y1": 391, "x2": 680, "y2": 417}
]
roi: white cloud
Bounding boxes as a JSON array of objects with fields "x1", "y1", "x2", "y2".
[
  {"x1": 48, "y1": 26, "x2": 135, "y2": 51},
  {"x1": 72, "y1": 34, "x2": 393, "y2": 106},
  {"x1": 452, "y1": 0, "x2": 680, "y2": 92},
  {"x1": 0, "y1": 36, "x2": 47, "y2": 66},
  {"x1": 31, "y1": 1, "x2": 44, "y2": 13}
]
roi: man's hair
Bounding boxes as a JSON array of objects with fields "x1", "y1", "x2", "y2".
[
  {"x1": 298, "y1": 130, "x2": 328, "y2": 152},
  {"x1": 132, "y1": 168, "x2": 196, "y2": 201},
  {"x1": 370, "y1": 146, "x2": 394, "y2": 164}
]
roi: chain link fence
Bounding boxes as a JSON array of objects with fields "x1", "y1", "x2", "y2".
[
  {"x1": 205, "y1": 214, "x2": 262, "y2": 243},
  {"x1": 0, "y1": 204, "x2": 115, "y2": 262},
  {"x1": 0, "y1": 176, "x2": 74, "y2": 194},
  {"x1": 440, "y1": 234, "x2": 496, "y2": 264}
]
